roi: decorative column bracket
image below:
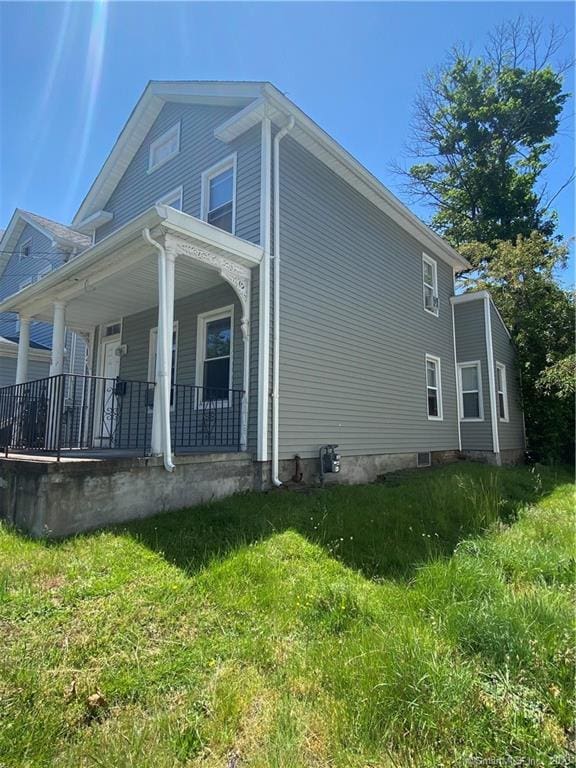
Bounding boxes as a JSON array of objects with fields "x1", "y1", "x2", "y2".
[{"x1": 164, "y1": 232, "x2": 252, "y2": 451}]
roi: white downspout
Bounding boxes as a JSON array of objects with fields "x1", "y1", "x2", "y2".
[
  {"x1": 271, "y1": 116, "x2": 295, "y2": 487},
  {"x1": 143, "y1": 227, "x2": 175, "y2": 472}
]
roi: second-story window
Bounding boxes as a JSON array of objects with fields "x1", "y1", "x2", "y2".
[
  {"x1": 422, "y1": 253, "x2": 439, "y2": 316},
  {"x1": 148, "y1": 123, "x2": 180, "y2": 173},
  {"x1": 201, "y1": 156, "x2": 236, "y2": 234},
  {"x1": 157, "y1": 186, "x2": 183, "y2": 211}
]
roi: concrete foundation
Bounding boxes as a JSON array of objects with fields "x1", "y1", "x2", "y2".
[
  {"x1": 0, "y1": 452, "x2": 255, "y2": 538},
  {"x1": 461, "y1": 449, "x2": 525, "y2": 466},
  {"x1": 0, "y1": 447, "x2": 473, "y2": 539}
]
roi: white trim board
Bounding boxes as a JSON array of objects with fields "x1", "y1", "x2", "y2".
[{"x1": 71, "y1": 80, "x2": 469, "y2": 271}]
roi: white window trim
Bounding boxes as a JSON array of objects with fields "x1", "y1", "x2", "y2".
[
  {"x1": 422, "y1": 252, "x2": 439, "y2": 317},
  {"x1": 425, "y1": 354, "x2": 443, "y2": 421},
  {"x1": 37, "y1": 263, "x2": 53, "y2": 281},
  {"x1": 148, "y1": 321, "x2": 179, "y2": 411},
  {"x1": 457, "y1": 361, "x2": 484, "y2": 422},
  {"x1": 148, "y1": 122, "x2": 181, "y2": 174},
  {"x1": 200, "y1": 154, "x2": 237, "y2": 235},
  {"x1": 19, "y1": 239, "x2": 32, "y2": 261},
  {"x1": 19, "y1": 277, "x2": 33, "y2": 291},
  {"x1": 156, "y1": 185, "x2": 183, "y2": 211},
  {"x1": 195, "y1": 305, "x2": 234, "y2": 408},
  {"x1": 496, "y1": 362, "x2": 509, "y2": 422}
]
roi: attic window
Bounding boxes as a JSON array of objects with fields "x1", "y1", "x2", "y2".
[
  {"x1": 148, "y1": 122, "x2": 180, "y2": 173},
  {"x1": 19, "y1": 240, "x2": 32, "y2": 260}
]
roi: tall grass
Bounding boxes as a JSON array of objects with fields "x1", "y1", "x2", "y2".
[{"x1": 0, "y1": 463, "x2": 573, "y2": 767}]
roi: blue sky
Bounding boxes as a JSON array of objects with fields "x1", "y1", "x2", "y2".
[{"x1": 0, "y1": 1, "x2": 574, "y2": 278}]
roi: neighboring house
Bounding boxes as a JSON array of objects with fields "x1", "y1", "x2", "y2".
[
  {"x1": 0, "y1": 210, "x2": 91, "y2": 384},
  {"x1": 0, "y1": 81, "x2": 525, "y2": 536}
]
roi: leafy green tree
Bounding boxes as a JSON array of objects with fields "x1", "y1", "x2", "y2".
[
  {"x1": 398, "y1": 18, "x2": 570, "y2": 254},
  {"x1": 461, "y1": 234, "x2": 574, "y2": 462}
]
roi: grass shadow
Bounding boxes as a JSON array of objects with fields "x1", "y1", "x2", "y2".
[{"x1": 115, "y1": 462, "x2": 572, "y2": 582}]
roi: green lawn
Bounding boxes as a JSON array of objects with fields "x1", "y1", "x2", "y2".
[{"x1": 1, "y1": 463, "x2": 574, "y2": 767}]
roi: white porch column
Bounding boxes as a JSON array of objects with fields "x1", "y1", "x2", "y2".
[
  {"x1": 49, "y1": 301, "x2": 66, "y2": 377},
  {"x1": 15, "y1": 315, "x2": 31, "y2": 384}
]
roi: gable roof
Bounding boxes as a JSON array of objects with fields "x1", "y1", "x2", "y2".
[
  {"x1": 0, "y1": 209, "x2": 91, "y2": 279},
  {"x1": 72, "y1": 80, "x2": 469, "y2": 270}
]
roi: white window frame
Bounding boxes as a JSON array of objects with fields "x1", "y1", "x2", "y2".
[
  {"x1": 37, "y1": 263, "x2": 53, "y2": 281},
  {"x1": 148, "y1": 321, "x2": 179, "y2": 410},
  {"x1": 422, "y1": 253, "x2": 439, "y2": 316},
  {"x1": 457, "y1": 361, "x2": 484, "y2": 422},
  {"x1": 148, "y1": 122, "x2": 181, "y2": 173},
  {"x1": 200, "y1": 154, "x2": 237, "y2": 234},
  {"x1": 495, "y1": 362, "x2": 509, "y2": 422},
  {"x1": 425, "y1": 354, "x2": 443, "y2": 421},
  {"x1": 195, "y1": 305, "x2": 234, "y2": 407},
  {"x1": 157, "y1": 185, "x2": 183, "y2": 211},
  {"x1": 19, "y1": 239, "x2": 32, "y2": 261}
]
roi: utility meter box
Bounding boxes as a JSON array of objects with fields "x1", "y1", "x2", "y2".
[{"x1": 320, "y1": 444, "x2": 341, "y2": 477}]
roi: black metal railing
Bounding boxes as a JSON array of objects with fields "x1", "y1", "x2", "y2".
[
  {"x1": 0, "y1": 374, "x2": 243, "y2": 459},
  {"x1": 172, "y1": 384, "x2": 243, "y2": 451}
]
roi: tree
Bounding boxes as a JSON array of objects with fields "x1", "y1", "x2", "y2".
[
  {"x1": 460, "y1": 233, "x2": 575, "y2": 462},
  {"x1": 397, "y1": 18, "x2": 571, "y2": 255}
]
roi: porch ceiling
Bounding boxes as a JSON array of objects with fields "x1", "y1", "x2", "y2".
[
  {"x1": 0, "y1": 206, "x2": 262, "y2": 330},
  {"x1": 32, "y1": 242, "x2": 224, "y2": 327}
]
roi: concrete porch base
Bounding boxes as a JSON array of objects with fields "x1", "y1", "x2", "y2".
[{"x1": 0, "y1": 452, "x2": 255, "y2": 538}]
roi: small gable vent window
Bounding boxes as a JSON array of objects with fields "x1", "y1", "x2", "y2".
[
  {"x1": 19, "y1": 240, "x2": 32, "y2": 260},
  {"x1": 201, "y1": 156, "x2": 236, "y2": 234},
  {"x1": 417, "y1": 451, "x2": 431, "y2": 468},
  {"x1": 422, "y1": 253, "x2": 439, "y2": 316},
  {"x1": 148, "y1": 122, "x2": 180, "y2": 173}
]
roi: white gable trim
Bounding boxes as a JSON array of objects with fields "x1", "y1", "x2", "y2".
[{"x1": 72, "y1": 81, "x2": 265, "y2": 226}]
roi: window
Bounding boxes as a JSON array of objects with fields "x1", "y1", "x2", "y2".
[
  {"x1": 496, "y1": 363, "x2": 509, "y2": 421},
  {"x1": 157, "y1": 186, "x2": 183, "y2": 211},
  {"x1": 148, "y1": 322, "x2": 178, "y2": 407},
  {"x1": 425, "y1": 354, "x2": 443, "y2": 420},
  {"x1": 148, "y1": 122, "x2": 180, "y2": 173},
  {"x1": 201, "y1": 156, "x2": 236, "y2": 233},
  {"x1": 422, "y1": 253, "x2": 439, "y2": 315},
  {"x1": 19, "y1": 240, "x2": 31, "y2": 260},
  {"x1": 104, "y1": 322, "x2": 121, "y2": 337},
  {"x1": 458, "y1": 362, "x2": 483, "y2": 420},
  {"x1": 37, "y1": 264, "x2": 52, "y2": 282},
  {"x1": 196, "y1": 307, "x2": 233, "y2": 403}
]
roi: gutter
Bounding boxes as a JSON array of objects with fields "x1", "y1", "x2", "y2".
[
  {"x1": 271, "y1": 116, "x2": 295, "y2": 487},
  {"x1": 143, "y1": 227, "x2": 175, "y2": 472}
]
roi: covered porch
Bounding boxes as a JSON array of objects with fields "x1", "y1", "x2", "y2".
[{"x1": 0, "y1": 206, "x2": 263, "y2": 464}]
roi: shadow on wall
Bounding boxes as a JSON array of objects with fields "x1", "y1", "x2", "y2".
[{"x1": 104, "y1": 463, "x2": 570, "y2": 582}]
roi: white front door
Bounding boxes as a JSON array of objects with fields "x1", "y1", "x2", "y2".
[{"x1": 94, "y1": 337, "x2": 121, "y2": 446}]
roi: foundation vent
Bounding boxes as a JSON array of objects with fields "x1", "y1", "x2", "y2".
[{"x1": 417, "y1": 451, "x2": 432, "y2": 468}]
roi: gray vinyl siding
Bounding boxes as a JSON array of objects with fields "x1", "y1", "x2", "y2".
[
  {"x1": 276, "y1": 136, "x2": 459, "y2": 460},
  {"x1": 96, "y1": 103, "x2": 261, "y2": 245},
  {"x1": 490, "y1": 304, "x2": 524, "y2": 451},
  {"x1": 453, "y1": 299, "x2": 493, "y2": 452},
  {"x1": 0, "y1": 224, "x2": 64, "y2": 349},
  {"x1": 0, "y1": 356, "x2": 50, "y2": 388}
]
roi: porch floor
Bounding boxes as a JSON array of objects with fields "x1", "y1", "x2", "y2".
[{"x1": 3, "y1": 447, "x2": 242, "y2": 463}]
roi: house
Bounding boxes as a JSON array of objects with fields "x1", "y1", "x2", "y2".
[
  {"x1": 0, "y1": 210, "x2": 91, "y2": 386},
  {"x1": 0, "y1": 81, "x2": 525, "y2": 537}
]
